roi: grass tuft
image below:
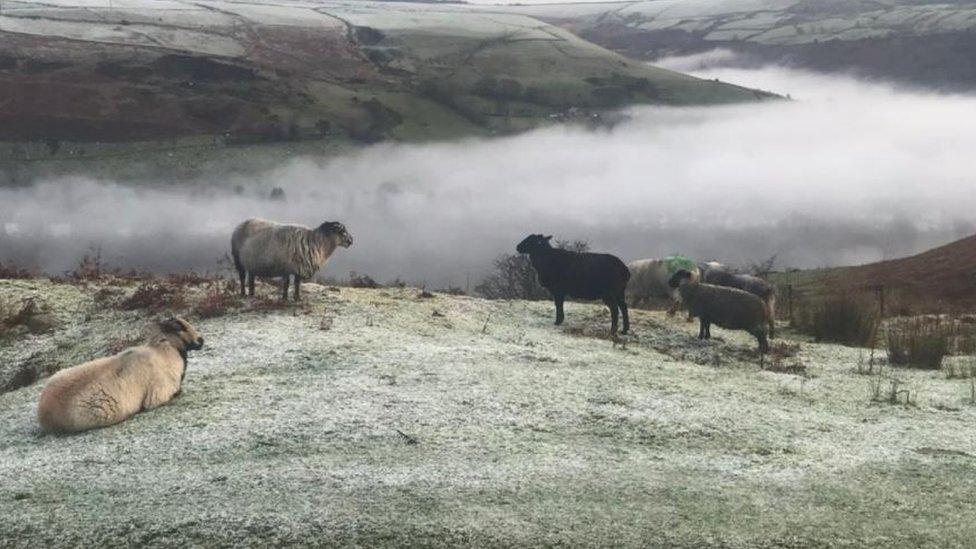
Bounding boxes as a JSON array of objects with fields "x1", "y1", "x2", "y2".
[
  {"x1": 885, "y1": 317, "x2": 951, "y2": 370},
  {"x1": 795, "y1": 293, "x2": 879, "y2": 347}
]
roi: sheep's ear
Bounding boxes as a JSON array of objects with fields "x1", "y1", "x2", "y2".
[
  {"x1": 159, "y1": 317, "x2": 182, "y2": 334},
  {"x1": 544, "y1": 235, "x2": 553, "y2": 241}
]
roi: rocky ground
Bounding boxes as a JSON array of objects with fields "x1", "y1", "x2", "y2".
[{"x1": 1, "y1": 278, "x2": 976, "y2": 547}]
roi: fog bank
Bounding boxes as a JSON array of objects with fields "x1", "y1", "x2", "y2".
[{"x1": 2, "y1": 64, "x2": 974, "y2": 288}]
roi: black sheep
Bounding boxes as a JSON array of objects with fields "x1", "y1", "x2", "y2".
[{"x1": 516, "y1": 234, "x2": 630, "y2": 335}]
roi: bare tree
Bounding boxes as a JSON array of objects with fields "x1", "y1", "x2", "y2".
[
  {"x1": 749, "y1": 254, "x2": 778, "y2": 278},
  {"x1": 475, "y1": 240, "x2": 589, "y2": 300}
]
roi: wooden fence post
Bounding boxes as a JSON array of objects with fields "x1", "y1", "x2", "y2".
[
  {"x1": 787, "y1": 284, "x2": 793, "y2": 323},
  {"x1": 877, "y1": 284, "x2": 886, "y2": 319}
]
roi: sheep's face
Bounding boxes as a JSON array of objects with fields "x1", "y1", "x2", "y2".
[
  {"x1": 319, "y1": 221, "x2": 353, "y2": 248},
  {"x1": 516, "y1": 234, "x2": 553, "y2": 254},
  {"x1": 668, "y1": 269, "x2": 695, "y2": 289},
  {"x1": 160, "y1": 317, "x2": 204, "y2": 351}
]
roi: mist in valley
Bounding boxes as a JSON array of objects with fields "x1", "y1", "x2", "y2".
[{"x1": 2, "y1": 60, "x2": 974, "y2": 289}]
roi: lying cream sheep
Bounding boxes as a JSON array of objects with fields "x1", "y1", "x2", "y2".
[
  {"x1": 231, "y1": 218, "x2": 353, "y2": 301},
  {"x1": 37, "y1": 317, "x2": 204, "y2": 433}
]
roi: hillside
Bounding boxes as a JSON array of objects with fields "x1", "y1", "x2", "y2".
[
  {"x1": 2, "y1": 278, "x2": 976, "y2": 546},
  {"x1": 774, "y1": 233, "x2": 976, "y2": 314},
  {"x1": 0, "y1": 0, "x2": 771, "y2": 149},
  {"x1": 499, "y1": 0, "x2": 976, "y2": 90}
]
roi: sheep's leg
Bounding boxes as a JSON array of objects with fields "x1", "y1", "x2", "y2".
[
  {"x1": 554, "y1": 295, "x2": 565, "y2": 326},
  {"x1": 618, "y1": 298, "x2": 629, "y2": 335},
  {"x1": 756, "y1": 331, "x2": 770, "y2": 354},
  {"x1": 698, "y1": 318, "x2": 707, "y2": 339},
  {"x1": 294, "y1": 277, "x2": 301, "y2": 301},
  {"x1": 667, "y1": 301, "x2": 678, "y2": 317},
  {"x1": 247, "y1": 273, "x2": 255, "y2": 296},
  {"x1": 605, "y1": 299, "x2": 619, "y2": 335},
  {"x1": 282, "y1": 275, "x2": 290, "y2": 301},
  {"x1": 238, "y1": 268, "x2": 246, "y2": 297},
  {"x1": 704, "y1": 321, "x2": 712, "y2": 339}
]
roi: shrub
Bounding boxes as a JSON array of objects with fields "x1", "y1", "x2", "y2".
[
  {"x1": 436, "y1": 286, "x2": 466, "y2": 296},
  {"x1": 119, "y1": 283, "x2": 186, "y2": 312},
  {"x1": 475, "y1": 253, "x2": 548, "y2": 301},
  {"x1": 1, "y1": 299, "x2": 31, "y2": 337},
  {"x1": 250, "y1": 295, "x2": 292, "y2": 312},
  {"x1": 0, "y1": 262, "x2": 34, "y2": 279},
  {"x1": 0, "y1": 297, "x2": 57, "y2": 337},
  {"x1": 795, "y1": 294, "x2": 878, "y2": 347},
  {"x1": 166, "y1": 272, "x2": 216, "y2": 286},
  {"x1": 71, "y1": 245, "x2": 105, "y2": 281},
  {"x1": 348, "y1": 272, "x2": 380, "y2": 289},
  {"x1": 194, "y1": 284, "x2": 241, "y2": 319},
  {"x1": 476, "y1": 240, "x2": 589, "y2": 300},
  {"x1": 886, "y1": 317, "x2": 951, "y2": 370},
  {"x1": 765, "y1": 341, "x2": 806, "y2": 375}
]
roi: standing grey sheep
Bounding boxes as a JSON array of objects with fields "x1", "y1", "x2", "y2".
[
  {"x1": 626, "y1": 255, "x2": 700, "y2": 318},
  {"x1": 700, "y1": 261, "x2": 777, "y2": 338},
  {"x1": 37, "y1": 317, "x2": 204, "y2": 433},
  {"x1": 232, "y1": 218, "x2": 353, "y2": 301},
  {"x1": 516, "y1": 234, "x2": 630, "y2": 336},
  {"x1": 669, "y1": 269, "x2": 770, "y2": 353}
]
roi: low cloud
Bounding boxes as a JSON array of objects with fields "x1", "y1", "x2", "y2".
[{"x1": 2, "y1": 63, "x2": 974, "y2": 287}]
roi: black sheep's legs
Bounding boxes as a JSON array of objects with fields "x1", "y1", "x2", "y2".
[
  {"x1": 618, "y1": 298, "x2": 629, "y2": 335},
  {"x1": 757, "y1": 331, "x2": 770, "y2": 354},
  {"x1": 294, "y1": 277, "x2": 301, "y2": 301},
  {"x1": 705, "y1": 321, "x2": 712, "y2": 339},
  {"x1": 554, "y1": 295, "x2": 565, "y2": 326},
  {"x1": 247, "y1": 272, "x2": 256, "y2": 296},
  {"x1": 605, "y1": 298, "x2": 619, "y2": 335},
  {"x1": 282, "y1": 275, "x2": 290, "y2": 301}
]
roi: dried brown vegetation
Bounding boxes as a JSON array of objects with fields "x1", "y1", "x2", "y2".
[
  {"x1": 765, "y1": 341, "x2": 807, "y2": 375},
  {"x1": 119, "y1": 283, "x2": 187, "y2": 312},
  {"x1": 794, "y1": 293, "x2": 879, "y2": 347},
  {"x1": 0, "y1": 297, "x2": 58, "y2": 338},
  {"x1": 193, "y1": 283, "x2": 242, "y2": 319},
  {"x1": 0, "y1": 262, "x2": 35, "y2": 279}
]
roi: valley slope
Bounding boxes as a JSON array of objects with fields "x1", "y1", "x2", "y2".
[
  {"x1": 499, "y1": 0, "x2": 976, "y2": 90},
  {"x1": 0, "y1": 0, "x2": 771, "y2": 150}
]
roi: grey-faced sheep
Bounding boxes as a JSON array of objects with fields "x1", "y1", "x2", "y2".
[
  {"x1": 37, "y1": 317, "x2": 204, "y2": 434},
  {"x1": 669, "y1": 269, "x2": 770, "y2": 353},
  {"x1": 516, "y1": 234, "x2": 630, "y2": 335},
  {"x1": 232, "y1": 218, "x2": 353, "y2": 301},
  {"x1": 700, "y1": 262, "x2": 777, "y2": 338},
  {"x1": 626, "y1": 256, "x2": 700, "y2": 319}
]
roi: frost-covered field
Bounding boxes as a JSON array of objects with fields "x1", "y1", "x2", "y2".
[{"x1": 1, "y1": 279, "x2": 976, "y2": 547}]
